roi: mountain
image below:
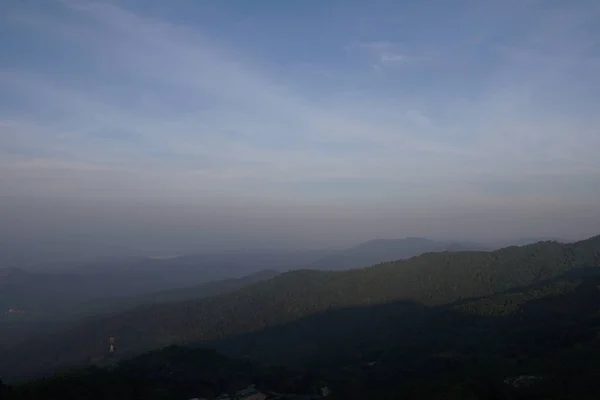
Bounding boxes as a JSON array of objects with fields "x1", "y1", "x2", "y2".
[
  {"x1": 27, "y1": 237, "x2": 491, "y2": 277},
  {"x1": 0, "y1": 238, "x2": 486, "y2": 321},
  {"x1": 3, "y1": 346, "x2": 325, "y2": 400},
  {"x1": 308, "y1": 237, "x2": 489, "y2": 270},
  {"x1": 2, "y1": 235, "x2": 598, "y2": 382},
  {"x1": 1, "y1": 250, "x2": 307, "y2": 319},
  {"x1": 500, "y1": 237, "x2": 570, "y2": 247},
  {"x1": 0, "y1": 248, "x2": 333, "y2": 318},
  {"x1": 0, "y1": 270, "x2": 279, "y2": 350},
  {"x1": 0, "y1": 237, "x2": 484, "y2": 348},
  {"x1": 5, "y1": 269, "x2": 600, "y2": 399},
  {"x1": 0, "y1": 237, "x2": 143, "y2": 271},
  {"x1": 66, "y1": 269, "x2": 280, "y2": 317},
  {"x1": 0, "y1": 268, "x2": 99, "y2": 319},
  {"x1": 54, "y1": 248, "x2": 335, "y2": 274}
]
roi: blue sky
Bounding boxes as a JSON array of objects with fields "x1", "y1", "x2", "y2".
[{"x1": 1, "y1": 0, "x2": 599, "y2": 247}]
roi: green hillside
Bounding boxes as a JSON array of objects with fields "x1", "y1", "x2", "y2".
[
  {"x1": 0, "y1": 270, "x2": 280, "y2": 351},
  {"x1": 1, "y1": 235, "x2": 598, "y2": 382},
  {"x1": 4, "y1": 271, "x2": 600, "y2": 399},
  {"x1": 65, "y1": 269, "x2": 280, "y2": 317}
]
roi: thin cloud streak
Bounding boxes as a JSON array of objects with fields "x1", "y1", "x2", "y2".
[{"x1": 0, "y1": 0, "x2": 599, "y2": 246}]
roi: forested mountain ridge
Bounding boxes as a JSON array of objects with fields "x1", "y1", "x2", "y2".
[
  {"x1": 5, "y1": 272, "x2": 600, "y2": 399},
  {"x1": 1, "y1": 235, "x2": 598, "y2": 382},
  {"x1": 0, "y1": 237, "x2": 485, "y2": 320},
  {"x1": 0, "y1": 236, "x2": 541, "y2": 322},
  {"x1": 0, "y1": 270, "x2": 280, "y2": 351},
  {"x1": 65, "y1": 269, "x2": 280, "y2": 318},
  {"x1": 307, "y1": 237, "x2": 489, "y2": 270}
]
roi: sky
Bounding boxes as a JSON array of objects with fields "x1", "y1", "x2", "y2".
[{"x1": 1, "y1": 0, "x2": 600, "y2": 254}]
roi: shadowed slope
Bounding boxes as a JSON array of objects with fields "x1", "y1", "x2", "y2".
[
  {"x1": 5, "y1": 272, "x2": 600, "y2": 399},
  {"x1": 1, "y1": 236, "x2": 598, "y2": 381}
]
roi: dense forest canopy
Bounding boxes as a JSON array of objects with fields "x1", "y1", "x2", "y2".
[
  {"x1": 1, "y1": 235, "x2": 598, "y2": 384},
  {"x1": 4, "y1": 269, "x2": 600, "y2": 399}
]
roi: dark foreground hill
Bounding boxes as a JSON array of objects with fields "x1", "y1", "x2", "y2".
[
  {"x1": 1, "y1": 235, "x2": 598, "y2": 382},
  {"x1": 4, "y1": 270, "x2": 600, "y2": 399}
]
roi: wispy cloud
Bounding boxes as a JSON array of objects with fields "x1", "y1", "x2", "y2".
[
  {"x1": 1, "y1": 0, "x2": 599, "y2": 212},
  {"x1": 356, "y1": 41, "x2": 434, "y2": 66}
]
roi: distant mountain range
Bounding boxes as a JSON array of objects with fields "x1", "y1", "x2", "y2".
[
  {"x1": 66, "y1": 269, "x2": 281, "y2": 318},
  {"x1": 0, "y1": 269, "x2": 282, "y2": 349},
  {"x1": 1, "y1": 235, "x2": 597, "y2": 382},
  {"x1": 0, "y1": 237, "x2": 490, "y2": 320},
  {"x1": 0, "y1": 236, "x2": 571, "y2": 350},
  {"x1": 8, "y1": 269, "x2": 600, "y2": 399}
]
